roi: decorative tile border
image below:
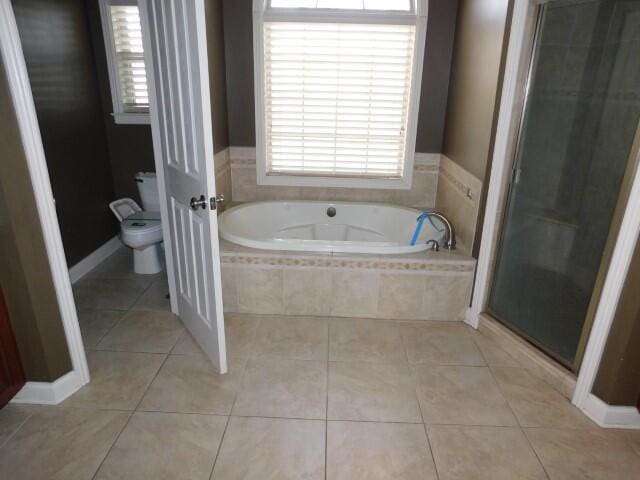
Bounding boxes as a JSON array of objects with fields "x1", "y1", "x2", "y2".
[{"x1": 220, "y1": 244, "x2": 475, "y2": 274}]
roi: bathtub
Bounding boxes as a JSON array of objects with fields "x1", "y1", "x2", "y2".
[{"x1": 218, "y1": 201, "x2": 445, "y2": 254}]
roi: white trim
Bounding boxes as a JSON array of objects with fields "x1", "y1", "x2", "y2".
[
  {"x1": 0, "y1": 0, "x2": 90, "y2": 389},
  {"x1": 252, "y1": 0, "x2": 427, "y2": 191},
  {"x1": 69, "y1": 236, "x2": 123, "y2": 284},
  {"x1": 10, "y1": 371, "x2": 84, "y2": 405},
  {"x1": 572, "y1": 154, "x2": 640, "y2": 409},
  {"x1": 468, "y1": 0, "x2": 640, "y2": 428},
  {"x1": 113, "y1": 112, "x2": 151, "y2": 125},
  {"x1": 581, "y1": 394, "x2": 640, "y2": 430},
  {"x1": 98, "y1": 0, "x2": 151, "y2": 125}
]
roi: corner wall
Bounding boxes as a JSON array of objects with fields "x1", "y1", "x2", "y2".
[
  {"x1": 0, "y1": 60, "x2": 72, "y2": 382},
  {"x1": 437, "y1": 0, "x2": 513, "y2": 254}
]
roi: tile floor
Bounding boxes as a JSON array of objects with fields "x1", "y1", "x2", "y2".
[{"x1": 1, "y1": 248, "x2": 640, "y2": 479}]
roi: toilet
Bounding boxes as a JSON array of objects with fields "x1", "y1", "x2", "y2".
[{"x1": 109, "y1": 172, "x2": 164, "y2": 274}]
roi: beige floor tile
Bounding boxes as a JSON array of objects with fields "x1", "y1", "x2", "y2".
[
  {"x1": 233, "y1": 358, "x2": 327, "y2": 419},
  {"x1": 171, "y1": 330, "x2": 203, "y2": 355},
  {"x1": 139, "y1": 354, "x2": 245, "y2": 415},
  {"x1": 224, "y1": 313, "x2": 259, "y2": 358},
  {"x1": 525, "y1": 427, "x2": 640, "y2": 480},
  {"x1": 413, "y1": 366, "x2": 517, "y2": 426},
  {"x1": 328, "y1": 361, "x2": 422, "y2": 422},
  {"x1": 429, "y1": 425, "x2": 547, "y2": 480},
  {"x1": 329, "y1": 318, "x2": 407, "y2": 363},
  {"x1": 64, "y1": 351, "x2": 165, "y2": 410},
  {"x1": 211, "y1": 416, "x2": 325, "y2": 480},
  {"x1": 95, "y1": 310, "x2": 183, "y2": 353},
  {"x1": 88, "y1": 250, "x2": 159, "y2": 284},
  {"x1": 491, "y1": 366, "x2": 595, "y2": 428},
  {"x1": 253, "y1": 315, "x2": 328, "y2": 360},
  {"x1": 0, "y1": 405, "x2": 36, "y2": 448},
  {"x1": 94, "y1": 411, "x2": 226, "y2": 480},
  {"x1": 73, "y1": 277, "x2": 151, "y2": 310},
  {"x1": 401, "y1": 322, "x2": 485, "y2": 366},
  {"x1": 627, "y1": 429, "x2": 640, "y2": 457},
  {"x1": 327, "y1": 421, "x2": 437, "y2": 480},
  {"x1": 131, "y1": 277, "x2": 171, "y2": 312},
  {"x1": 78, "y1": 309, "x2": 125, "y2": 349},
  {"x1": 469, "y1": 330, "x2": 520, "y2": 367},
  {"x1": 0, "y1": 407, "x2": 128, "y2": 480}
]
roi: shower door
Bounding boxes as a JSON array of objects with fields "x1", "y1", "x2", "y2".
[{"x1": 488, "y1": 0, "x2": 640, "y2": 369}]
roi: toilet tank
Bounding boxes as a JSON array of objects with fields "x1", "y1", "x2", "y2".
[{"x1": 135, "y1": 172, "x2": 160, "y2": 212}]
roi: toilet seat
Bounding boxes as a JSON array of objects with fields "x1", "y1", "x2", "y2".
[{"x1": 120, "y1": 211, "x2": 163, "y2": 248}]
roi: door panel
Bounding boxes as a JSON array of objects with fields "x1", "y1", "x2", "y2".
[
  {"x1": 0, "y1": 287, "x2": 25, "y2": 408},
  {"x1": 142, "y1": 0, "x2": 227, "y2": 372}
]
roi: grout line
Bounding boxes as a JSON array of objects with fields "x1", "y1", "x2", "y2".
[
  {"x1": 90, "y1": 409, "x2": 135, "y2": 480},
  {"x1": 0, "y1": 409, "x2": 36, "y2": 451},
  {"x1": 414, "y1": 369, "x2": 441, "y2": 480},
  {"x1": 208, "y1": 413, "x2": 232, "y2": 480},
  {"x1": 520, "y1": 427, "x2": 552, "y2": 480}
]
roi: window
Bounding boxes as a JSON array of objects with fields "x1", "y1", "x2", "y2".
[
  {"x1": 99, "y1": 0, "x2": 150, "y2": 124},
  {"x1": 253, "y1": 0, "x2": 427, "y2": 188}
]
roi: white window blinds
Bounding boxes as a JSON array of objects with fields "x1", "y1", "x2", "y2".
[
  {"x1": 263, "y1": 21, "x2": 416, "y2": 178},
  {"x1": 109, "y1": 5, "x2": 149, "y2": 111}
]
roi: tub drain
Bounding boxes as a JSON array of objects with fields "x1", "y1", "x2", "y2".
[{"x1": 327, "y1": 206, "x2": 336, "y2": 217}]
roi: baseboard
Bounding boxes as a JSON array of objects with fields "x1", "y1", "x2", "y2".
[
  {"x1": 581, "y1": 393, "x2": 640, "y2": 429},
  {"x1": 69, "y1": 236, "x2": 122, "y2": 284},
  {"x1": 10, "y1": 370, "x2": 85, "y2": 405},
  {"x1": 464, "y1": 307, "x2": 479, "y2": 328}
]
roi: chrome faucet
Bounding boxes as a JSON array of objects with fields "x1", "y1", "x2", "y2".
[{"x1": 422, "y1": 211, "x2": 456, "y2": 250}]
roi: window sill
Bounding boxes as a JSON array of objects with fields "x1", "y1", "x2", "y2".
[
  {"x1": 112, "y1": 112, "x2": 150, "y2": 125},
  {"x1": 257, "y1": 172, "x2": 413, "y2": 190}
]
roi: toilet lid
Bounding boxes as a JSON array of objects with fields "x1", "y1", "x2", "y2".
[{"x1": 121, "y1": 211, "x2": 162, "y2": 234}]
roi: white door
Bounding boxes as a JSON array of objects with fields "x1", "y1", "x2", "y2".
[{"x1": 140, "y1": 0, "x2": 227, "y2": 372}]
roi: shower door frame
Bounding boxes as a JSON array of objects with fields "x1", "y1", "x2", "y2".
[{"x1": 467, "y1": 0, "x2": 640, "y2": 422}]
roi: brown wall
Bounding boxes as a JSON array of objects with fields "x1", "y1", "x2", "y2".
[
  {"x1": 12, "y1": 0, "x2": 119, "y2": 267},
  {"x1": 593, "y1": 232, "x2": 640, "y2": 406},
  {"x1": 222, "y1": 0, "x2": 458, "y2": 152},
  {"x1": 85, "y1": 0, "x2": 156, "y2": 205},
  {"x1": 443, "y1": 0, "x2": 513, "y2": 181},
  {"x1": 0, "y1": 62, "x2": 73, "y2": 382},
  {"x1": 206, "y1": 0, "x2": 230, "y2": 152}
]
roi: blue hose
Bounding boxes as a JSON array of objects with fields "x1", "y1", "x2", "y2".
[{"x1": 410, "y1": 212, "x2": 444, "y2": 246}]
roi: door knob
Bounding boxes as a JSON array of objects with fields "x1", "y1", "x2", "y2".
[
  {"x1": 190, "y1": 195, "x2": 207, "y2": 210},
  {"x1": 210, "y1": 194, "x2": 225, "y2": 210}
]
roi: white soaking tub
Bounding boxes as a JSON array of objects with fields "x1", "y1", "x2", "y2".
[{"x1": 218, "y1": 201, "x2": 446, "y2": 254}]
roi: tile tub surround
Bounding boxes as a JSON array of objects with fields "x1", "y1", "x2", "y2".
[
  {"x1": 220, "y1": 240, "x2": 476, "y2": 321},
  {"x1": 229, "y1": 147, "x2": 440, "y2": 208},
  {"x1": 436, "y1": 155, "x2": 483, "y2": 255},
  {"x1": 214, "y1": 148, "x2": 232, "y2": 211}
]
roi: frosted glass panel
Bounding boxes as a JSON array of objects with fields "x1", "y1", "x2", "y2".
[{"x1": 488, "y1": 0, "x2": 640, "y2": 367}]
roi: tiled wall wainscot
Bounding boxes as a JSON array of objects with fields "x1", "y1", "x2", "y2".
[
  {"x1": 435, "y1": 155, "x2": 483, "y2": 254},
  {"x1": 229, "y1": 147, "x2": 440, "y2": 209},
  {"x1": 220, "y1": 242, "x2": 476, "y2": 322},
  {"x1": 214, "y1": 148, "x2": 232, "y2": 210}
]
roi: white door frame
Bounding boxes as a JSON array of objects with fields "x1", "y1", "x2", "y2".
[
  {"x1": 0, "y1": 0, "x2": 90, "y2": 404},
  {"x1": 467, "y1": 0, "x2": 640, "y2": 423}
]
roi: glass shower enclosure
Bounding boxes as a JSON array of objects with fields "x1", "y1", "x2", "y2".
[{"x1": 488, "y1": 0, "x2": 640, "y2": 369}]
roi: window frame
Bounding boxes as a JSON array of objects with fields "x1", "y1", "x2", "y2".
[
  {"x1": 252, "y1": 0, "x2": 428, "y2": 189},
  {"x1": 98, "y1": 0, "x2": 150, "y2": 125}
]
